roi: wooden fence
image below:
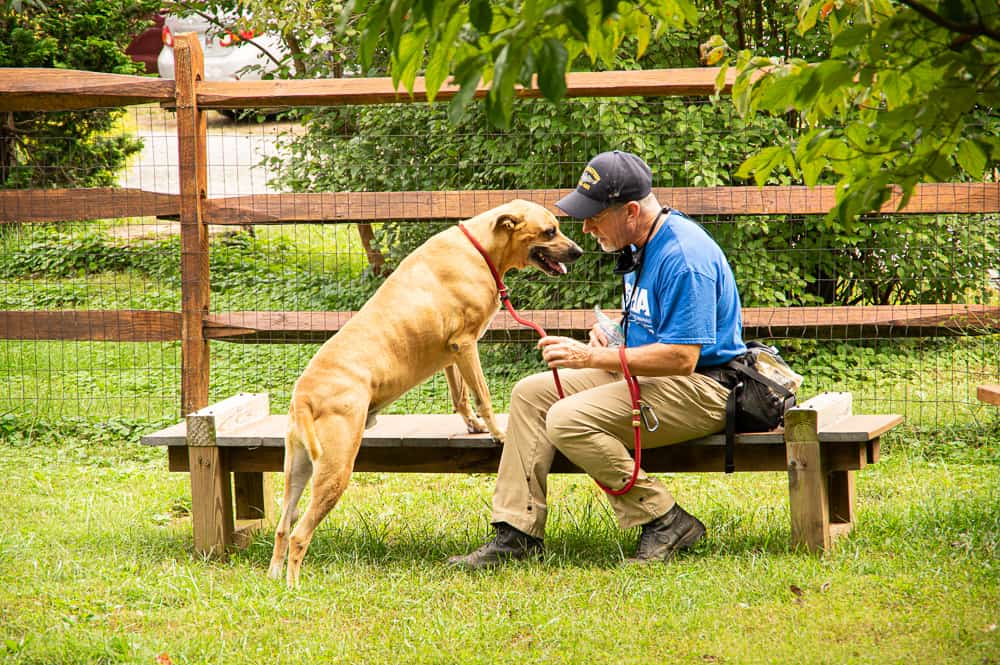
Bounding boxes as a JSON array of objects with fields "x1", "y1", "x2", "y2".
[{"x1": 2, "y1": 33, "x2": 999, "y2": 417}]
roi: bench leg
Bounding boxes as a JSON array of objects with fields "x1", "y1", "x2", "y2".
[
  {"x1": 187, "y1": 446, "x2": 234, "y2": 557},
  {"x1": 234, "y1": 472, "x2": 274, "y2": 520},
  {"x1": 827, "y1": 469, "x2": 856, "y2": 541},
  {"x1": 785, "y1": 409, "x2": 832, "y2": 552},
  {"x1": 232, "y1": 471, "x2": 275, "y2": 549}
]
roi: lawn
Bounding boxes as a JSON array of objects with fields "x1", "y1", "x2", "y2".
[
  {"x1": 2, "y1": 222, "x2": 999, "y2": 663},
  {"x1": 0, "y1": 422, "x2": 997, "y2": 664}
]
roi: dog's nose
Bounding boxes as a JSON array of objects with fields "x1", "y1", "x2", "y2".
[{"x1": 568, "y1": 243, "x2": 584, "y2": 261}]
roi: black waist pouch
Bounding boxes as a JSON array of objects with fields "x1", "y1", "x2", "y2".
[{"x1": 699, "y1": 342, "x2": 799, "y2": 473}]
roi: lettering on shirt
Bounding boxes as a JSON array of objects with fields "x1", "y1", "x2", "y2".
[{"x1": 623, "y1": 282, "x2": 651, "y2": 318}]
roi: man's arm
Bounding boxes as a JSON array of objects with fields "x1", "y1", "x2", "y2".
[{"x1": 537, "y1": 336, "x2": 700, "y2": 376}]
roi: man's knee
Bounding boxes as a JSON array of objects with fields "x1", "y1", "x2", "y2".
[
  {"x1": 511, "y1": 372, "x2": 556, "y2": 409},
  {"x1": 544, "y1": 398, "x2": 585, "y2": 450}
]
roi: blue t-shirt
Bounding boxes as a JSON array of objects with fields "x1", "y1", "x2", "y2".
[{"x1": 622, "y1": 210, "x2": 746, "y2": 368}]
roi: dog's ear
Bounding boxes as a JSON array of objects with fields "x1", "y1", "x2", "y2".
[{"x1": 495, "y1": 213, "x2": 522, "y2": 232}]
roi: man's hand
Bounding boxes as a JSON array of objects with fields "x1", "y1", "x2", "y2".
[
  {"x1": 538, "y1": 335, "x2": 594, "y2": 369},
  {"x1": 588, "y1": 324, "x2": 610, "y2": 348}
]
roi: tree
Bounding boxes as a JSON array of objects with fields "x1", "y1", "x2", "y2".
[
  {"x1": 0, "y1": 0, "x2": 160, "y2": 189},
  {"x1": 707, "y1": 0, "x2": 1000, "y2": 223}
]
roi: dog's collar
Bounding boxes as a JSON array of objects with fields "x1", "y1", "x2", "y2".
[{"x1": 458, "y1": 223, "x2": 509, "y2": 302}]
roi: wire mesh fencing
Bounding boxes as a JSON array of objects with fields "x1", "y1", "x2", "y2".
[{"x1": 1, "y1": 96, "x2": 997, "y2": 429}]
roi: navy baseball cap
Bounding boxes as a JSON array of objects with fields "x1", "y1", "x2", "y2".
[{"x1": 555, "y1": 150, "x2": 653, "y2": 219}]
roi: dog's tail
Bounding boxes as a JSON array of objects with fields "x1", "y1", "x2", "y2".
[{"x1": 289, "y1": 397, "x2": 324, "y2": 462}]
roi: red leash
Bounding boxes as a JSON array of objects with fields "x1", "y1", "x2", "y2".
[
  {"x1": 458, "y1": 223, "x2": 564, "y2": 398},
  {"x1": 459, "y1": 223, "x2": 642, "y2": 495}
]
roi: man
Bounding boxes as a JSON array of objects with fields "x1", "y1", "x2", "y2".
[{"x1": 448, "y1": 150, "x2": 747, "y2": 568}]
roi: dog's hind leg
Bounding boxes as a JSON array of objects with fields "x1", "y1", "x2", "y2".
[
  {"x1": 444, "y1": 364, "x2": 488, "y2": 434},
  {"x1": 268, "y1": 434, "x2": 313, "y2": 580},
  {"x1": 284, "y1": 410, "x2": 364, "y2": 589}
]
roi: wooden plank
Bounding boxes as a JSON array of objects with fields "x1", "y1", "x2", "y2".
[
  {"x1": 0, "y1": 68, "x2": 175, "y2": 112},
  {"x1": 785, "y1": 408, "x2": 831, "y2": 552},
  {"x1": 0, "y1": 310, "x2": 181, "y2": 342},
  {"x1": 200, "y1": 305, "x2": 1000, "y2": 344},
  {"x1": 744, "y1": 304, "x2": 1000, "y2": 338},
  {"x1": 817, "y1": 415, "x2": 904, "y2": 442},
  {"x1": 2, "y1": 184, "x2": 993, "y2": 228},
  {"x1": 188, "y1": 393, "x2": 270, "y2": 433},
  {"x1": 144, "y1": 410, "x2": 902, "y2": 449},
  {"x1": 191, "y1": 68, "x2": 736, "y2": 110},
  {"x1": 977, "y1": 384, "x2": 1000, "y2": 406},
  {"x1": 0, "y1": 188, "x2": 180, "y2": 223},
  {"x1": 176, "y1": 33, "x2": 211, "y2": 418},
  {"x1": 164, "y1": 439, "x2": 874, "y2": 475},
  {"x1": 794, "y1": 392, "x2": 852, "y2": 430},
  {"x1": 201, "y1": 183, "x2": 1000, "y2": 226}
]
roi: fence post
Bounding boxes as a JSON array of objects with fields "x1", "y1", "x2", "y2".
[
  {"x1": 174, "y1": 33, "x2": 210, "y2": 416},
  {"x1": 175, "y1": 34, "x2": 232, "y2": 558}
]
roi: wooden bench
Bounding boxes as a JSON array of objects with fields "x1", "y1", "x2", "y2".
[
  {"x1": 142, "y1": 391, "x2": 902, "y2": 558},
  {"x1": 977, "y1": 384, "x2": 1000, "y2": 407}
]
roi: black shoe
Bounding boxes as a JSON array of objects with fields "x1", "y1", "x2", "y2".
[
  {"x1": 628, "y1": 503, "x2": 706, "y2": 563},
  {"x1": 447, "y1": 522, "x2": 543, "y2": 570}
]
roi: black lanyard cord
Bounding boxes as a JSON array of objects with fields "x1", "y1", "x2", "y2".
[{"x1": 620, "y1": 208, "x2": 668, "y2": 342}]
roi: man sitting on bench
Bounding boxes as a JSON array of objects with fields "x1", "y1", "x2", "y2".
[{"x1": 448, "y1": 150, "x2": 748, "y2": 568}]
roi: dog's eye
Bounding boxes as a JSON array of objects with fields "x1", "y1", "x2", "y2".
[{"x1": 544, "y1": 228, "x2": 557, "y2": 238}]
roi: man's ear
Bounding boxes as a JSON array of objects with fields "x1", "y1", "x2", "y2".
[{"x1": 496, "y1": 213, "x2": 521, "y2": 231}]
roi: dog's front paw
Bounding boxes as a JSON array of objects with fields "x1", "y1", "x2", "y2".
[
  {"x1": 464, "y1": 415, "x2": 489, "y2": 434},
  {"x1": 491, "y1": 428, "x2": 507, "y2": 445}
]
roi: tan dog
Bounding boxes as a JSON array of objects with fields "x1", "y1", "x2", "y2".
[{"x1": 268, "y1": 199, "x2": 583, "y2": 587}]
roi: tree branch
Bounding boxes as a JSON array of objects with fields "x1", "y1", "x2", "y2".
[{"x1": 897, "y1": 0, "x2": 1000, "y2": 43}]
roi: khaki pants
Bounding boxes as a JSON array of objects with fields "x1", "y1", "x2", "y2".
[{"x1": 492, "y1": 368, "x2": 730, "y2": 538}]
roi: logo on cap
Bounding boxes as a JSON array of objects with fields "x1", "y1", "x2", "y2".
[{"x1": 578, "y1": 166, "x2": 601, "y2": 191}]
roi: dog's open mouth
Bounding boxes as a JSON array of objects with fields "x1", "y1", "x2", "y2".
[{"x1": 530, "y1": 247, "x2": 571, "y2": 276}]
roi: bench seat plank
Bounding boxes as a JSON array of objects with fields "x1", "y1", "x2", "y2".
[
  {"x1": 977, "y1": 384, "x2": 1000, "y2": 406},
  {"x1": 142, "y1": 412, "x2": 901, "y2": 449}
]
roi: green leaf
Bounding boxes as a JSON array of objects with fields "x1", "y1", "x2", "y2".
[
  {"x1": 359, "y1": 1, "x2": 390, "y2": 71},
  {"x1": 447, "y1": 56, "x2": 484, "y2": 124},
  {"x1": 392, "y1": 25, "x2": 428, "y2": 91},
  {"x1": 424, "y1": 24, "x2": 461, "y2": 101},
  {"x1": 955, "y1": 139, "x2": 987, "y2": 179},
  {"x1": 832, "y1": 23, "x2": 871, "y2": 50},
  {"x1": 634, "y1": 10, "x2": 651, "y2": 58},
  {"x1": 469, "y1": 0, "x2": 492, "y2": 33},
  {"x1": 536, "y1": 38, "x2": 568, "y2": 101},
  {"x1": 563, "y1": 3, "x2": 589, "y2": 40},
  {"x1": 797, "y1": 0, "x2": 822, "y2": 34},
  {"x1": 737, "y1": 146, "x2": 786, "y2": 186}
]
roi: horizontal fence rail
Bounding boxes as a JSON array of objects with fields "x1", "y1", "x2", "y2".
[
  {"x1": 3, "y1": 306, "x2": 998, "y2": 343},
  {"x1": 4, "y1": 183, "x2": 998, "y2": 224},
  {"x1": 0, "y1": 67, "x2": 735, "y2": 113},
  {"x1": 0, "y1": 69, "x2": 175, "y2": 112}
]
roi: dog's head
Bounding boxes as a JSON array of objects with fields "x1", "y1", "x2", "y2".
[{"x1": 493, "y1": 199, "x2": 583, "y2": 276}]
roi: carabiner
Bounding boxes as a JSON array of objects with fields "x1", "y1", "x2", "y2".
[{"x1": 639, "y1": 401, "x2": 660, "y2": 432}]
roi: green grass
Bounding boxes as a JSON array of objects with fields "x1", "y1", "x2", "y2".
[
  {"x1": 2, "y1": 220, "x2": 999, "y2": 663},
  {"x1": 0, "y1": 427, "x2": 997, "y2": 664}
]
